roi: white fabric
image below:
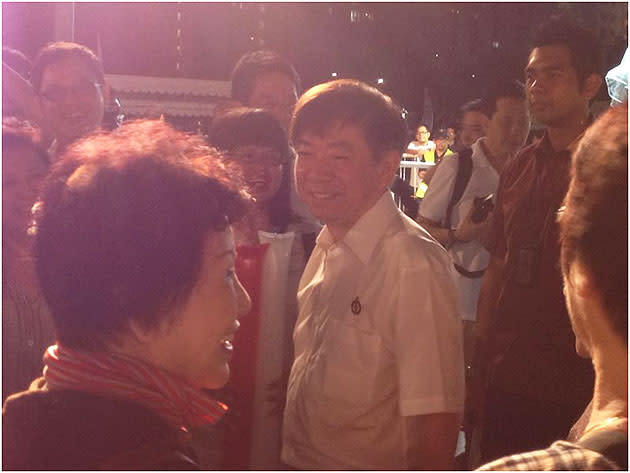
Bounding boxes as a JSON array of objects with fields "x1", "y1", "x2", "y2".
[
  {"x1": 419, "y1": 138, "x2": 499, "y2": 321},
  {"x1": 249, "y1": 231, "x2": 295, "y2": 469},
  {"x1": 282, "y1": 192, "x2": 464, "y2": 470}
]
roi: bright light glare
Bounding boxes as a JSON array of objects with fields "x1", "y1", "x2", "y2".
[
  {"x1": 331, "y1": 72, "x2": 338, "y2": 77},
  {"x1": 377, "y1": 78, "x2": 384, "y2": 84}
]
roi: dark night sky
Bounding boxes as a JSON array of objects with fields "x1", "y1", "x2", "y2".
[{"x1": 3, "y1": 2, "x2": 627, "y2": 127}]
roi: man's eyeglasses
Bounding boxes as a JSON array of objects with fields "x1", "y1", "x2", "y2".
[{"x1": 40, "y1": 81, "x2": 103, "y2": 103}]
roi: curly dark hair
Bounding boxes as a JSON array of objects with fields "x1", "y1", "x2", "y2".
[{"x1": 34, "y1": 119, "x2": 248, "y2": 350}]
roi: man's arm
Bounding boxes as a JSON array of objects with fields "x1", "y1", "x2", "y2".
[
  {"x1": 418, "y1": 206, "x2": 493, "y2": 248},
  {"x1": 406, "y1": 413, "x2": 461, "y2": 470}
]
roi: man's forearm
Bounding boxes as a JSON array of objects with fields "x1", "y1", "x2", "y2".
[{"x1": 416, "y1": 216, "x2": 451, "y2": 246}]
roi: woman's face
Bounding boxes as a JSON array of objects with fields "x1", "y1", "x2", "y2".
[
  {"x1": 150, "y1": 228, "x2": 251, "y2": 389},
  {"x1": 228, "y1": 145, "x2": 284, "y2": 205},
  {"x1": 2, "y1": 143, "x2": 48, "y2": 239}
]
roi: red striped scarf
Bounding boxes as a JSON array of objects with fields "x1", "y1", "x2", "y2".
[{"x1": 43, "y1": 344, "x2": 228, "y2": 429}]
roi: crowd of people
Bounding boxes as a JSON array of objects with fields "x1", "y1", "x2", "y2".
[{"x1": 1, "y1": 14, "x2": 627, "y2": 471}]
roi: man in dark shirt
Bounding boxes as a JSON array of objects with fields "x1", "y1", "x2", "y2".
[{"x1": 469, "y1": 17, "x2": 602, "y2": 466}]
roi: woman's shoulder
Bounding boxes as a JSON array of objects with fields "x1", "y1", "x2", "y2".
[{"x1": 3, "y1": 388, "x2": 196, "y2": 470}]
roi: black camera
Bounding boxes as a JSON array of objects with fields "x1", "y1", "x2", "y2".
[{"x1": 471, "y1": 194, "x2": 494, "y2": 223}]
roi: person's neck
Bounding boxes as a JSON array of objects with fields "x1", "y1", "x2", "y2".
[
  {"x1": 546, "y1": 110, "x2": 590, "y2": 152},
  {"x1": 233, "y1": 204, "x2": 272, "y2": 245},
  {"x1": 480, "y1": 138, "x2": 509, "y2": 174},
  {"x1": 585, "y1": 342, "x2": 628, "y2": 434}
]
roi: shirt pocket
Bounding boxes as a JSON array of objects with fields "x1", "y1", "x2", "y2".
[{"x1": 317, "y1": 316, "x2": 383, "y2": 406}]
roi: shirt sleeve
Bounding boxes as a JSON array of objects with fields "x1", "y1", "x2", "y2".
[
  {"x1": 418, "y1": 154, "x2": 459, "y2": 224},
  {"x1": 392, "y1": 244, "x2": 465, "y2": 416}
]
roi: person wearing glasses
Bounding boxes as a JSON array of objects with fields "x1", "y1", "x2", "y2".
[
  {"x1": 406, "y1": 123, "x2": 435, "y2": 160},
  {"x1": 208, "y1": 107, "x2": 320, "y2": 469},
  {"x1": 3, "y1": 42, "x2": 108, "y2": 160}
]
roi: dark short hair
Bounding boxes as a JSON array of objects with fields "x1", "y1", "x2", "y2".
[
  {"x1": 456, "y1": 98, "x2": 487, "y2": 127},
  {"x1": 34, "y1": 119, "x2": 248, "y2": 350},
  {"x1": 209, "y1": 107, "x2": 294, "y2": 232},
  {"x1": 479, "y1": 80, "x2": 525, "y2": 118},
  {"x1": 290, "y1": 79, "x2": 409, "y2": 158},
  {"x1": 432, "y1": 128, "x2": 450, "y2": 140},
  {"x1": 31, "y1": 42, "x2": 105, "y2": 93},
  {"x1": 231, "y1": 50, "x2": 300, "y2": 104},
  {"x1": 532, "y1": 16, "x2": 601, "y2": 87},
  {"x1": 559, "y1": 104, "x2": 627, "y2": 343},
  {"x1": 2, "y1": 47, "x2": 32, "y2": 80},
  {"x1": 2, "y1": 117, "x2": 47, "y2": 163}
]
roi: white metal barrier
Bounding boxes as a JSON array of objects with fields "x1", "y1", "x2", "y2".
[{"x1": 399, "y1": 153, "x2": 435, "y2": 193}]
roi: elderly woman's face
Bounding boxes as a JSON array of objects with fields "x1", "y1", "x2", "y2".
[
  {"x1": 151, "y1": 227, "x2": 251, "y2": 389},
  {"x1": 229, "y1": 145, "x2": 284, "y2": 205}
]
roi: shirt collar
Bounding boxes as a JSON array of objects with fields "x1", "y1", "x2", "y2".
[{"x1": 316, "y1": 191, "x2": 398, "y2": 265}]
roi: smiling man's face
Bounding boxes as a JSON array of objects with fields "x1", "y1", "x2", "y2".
[
  {"x1": 294, "y1": 123, "x2": 396, "y2": 240},
  {"x1": 38, "y1": 56, "x2": 105, "y2": 148}
]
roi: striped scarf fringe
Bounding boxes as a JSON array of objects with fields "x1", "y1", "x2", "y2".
[{"x1": 43, "y1": 344, "x2": 228, "y2": 429}]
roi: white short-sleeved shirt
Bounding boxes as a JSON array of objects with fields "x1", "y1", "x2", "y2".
[
  {"x1": 419, "y1": 138, "x2": 499, "y2": 321},
  {"x1": 282, "y1": 191, "x2": 464, "y2": 470}
]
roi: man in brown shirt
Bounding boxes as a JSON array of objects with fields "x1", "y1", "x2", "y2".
[{"x1": 468, "y1": 17, "x2": 602, "y2": 466}]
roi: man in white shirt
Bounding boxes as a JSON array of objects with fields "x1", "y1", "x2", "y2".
[
  {"x1": 418, "y1": 80, "x2": 530, "y2": 322},
  {"x1": 417, "y1": 80, "x2": 530, "y2": 372},
  {"x1": 282, "y1": 79, "x2": 464, "y2": 470}
]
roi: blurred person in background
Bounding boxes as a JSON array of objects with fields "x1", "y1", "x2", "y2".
[
  {"x1": 2, "y1": 120, "x2": 251, "y2": 470},
  {"x1": 455, "y1": 99, "x2": 489, "y2": 151},
  {"x1": 3, "y1": 42, "x2": 109, "y2": 160},
  {"x1": 226, "y1": 49, "x2": 313, "y2": 223},
  {"x1": 478, "y1": 102, "x2": 627, "y2": 472},
  {"x1": 2, "y1": 117, "x2": 55, "y2": 404},
  {"x1": 406, "y1": 123, "x2": 435, "y2": 159},
  {"x1": 2, "y1": 47, "x2": 34, "y2": 119}
]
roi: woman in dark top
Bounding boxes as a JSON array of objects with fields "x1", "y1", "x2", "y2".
[{"x1": 2, "y1": 119, "x2": 251, "y2": 470}]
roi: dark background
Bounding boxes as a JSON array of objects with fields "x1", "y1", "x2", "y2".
[{"x1": 3, "y1": 2, "x2": 627, "y2": 128}]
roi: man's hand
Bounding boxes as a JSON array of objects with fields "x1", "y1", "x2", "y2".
[{"x1": 454, "y1": 204, "x2": 492, "y2": 244}]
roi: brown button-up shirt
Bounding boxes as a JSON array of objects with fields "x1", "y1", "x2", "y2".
[{"x1": 485, "y1": 130, "x2": 593, "y2": 406}]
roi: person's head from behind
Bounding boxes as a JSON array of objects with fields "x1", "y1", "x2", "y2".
[
  {"x1": 34, "y1": 119, "x2": 251, "y2": 389},
  {"x1": 526, "y1": 16, "x2": 602, "y2": 127},
  {"x1": 209, "y1": 107, "x2": 293, "y2": 231},
  {"x1": 415, "y1": 124, "x2": 431, "y2": 144},
  {"x1": 480, "y1": 79, "x2": 530, "y2": 157},
  {"x1": 3, "y1": 47, "x2": 33, "y2": 118},
  {"x1": 290, "y1": 79, "x2": 408, "y2": 238},
  {"x1": 31, "y1": 42, "x2": 108, "y2": 149},
  {"x1": 559, "y1": 104, "x2": 627, "y2": 359},
  {"x1": 231, "y1": 50, "x2": 300, "y2": 130},
  {"x1": 2, "y1": 118, "x2": 49, "y2": 240},
  {"x1": 457, "y1": 99, "x2": 489, "y2": 149},
  {"x1": 432, "y1": 128, "x2": 450, "y2": 154}
]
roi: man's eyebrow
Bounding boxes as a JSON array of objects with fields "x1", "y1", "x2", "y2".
[{"x1": 525, "y1": 64, "x2": 566, "y2": 73}]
